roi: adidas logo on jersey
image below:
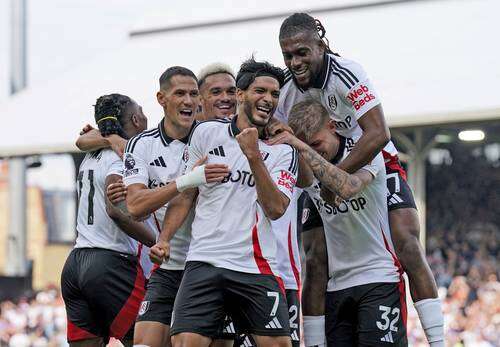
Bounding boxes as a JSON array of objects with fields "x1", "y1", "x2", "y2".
[
  {"x1": 265, "y1": 317, "x2": 282, "y2": 329},
  {"x1": 290, "y1": 330, "x2": 300, "y2": 341},
  {"x1": 149, "y1": 156, "x2": 167, "y2": 167},
  {"x1": 387, "y1": 193, "x2": 403, "y2": 206},
  {"x1": 209, "y1": 145, "x2": 226, "y2": 157},
  {"x1": 380, "y1": 331, "x2": 394, "y2": 343}
]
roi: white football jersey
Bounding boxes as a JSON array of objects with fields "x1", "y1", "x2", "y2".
[
  {"x1": 75, "y1": 149, "x2": 139, "y2": 255},
  {"x1": 271, "y1": 188, "x2": 302, "y2": 290},
  {"x1": 276, "y1": 53, "x2": 397, "y2": 156},
  {"x1": 184, "y1": 117, "x2": 298, "y2": 274},
  {"x1": 122, "y1": 120, "x2": 194, "y2": 270},
  {"x1": 305, "y1": 136, "x2": 401, "y2": 291}
]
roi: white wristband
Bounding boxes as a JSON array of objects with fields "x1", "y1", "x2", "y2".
[{"x1": 175, "y1": 165, "x2": 207, "y2": 192}]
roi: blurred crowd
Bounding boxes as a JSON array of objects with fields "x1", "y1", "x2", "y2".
[
  {"x1": 407, "y1": 143, "x2": 499, "y2": 347},
  {"x1": 0, "y1": 287, "x2": 67, "y2": 347}
]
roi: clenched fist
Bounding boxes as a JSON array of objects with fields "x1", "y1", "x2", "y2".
[
  {"x1": 149, "y1": 239, "x2": 170, "y2": 265},
  {"x1": 236, "y1": 128, "x2": 260, "y2": 159}
]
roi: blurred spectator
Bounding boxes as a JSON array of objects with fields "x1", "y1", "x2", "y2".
[
  {"x1": 405, "y1": 142, "x2": 500, "y2": 347},
  {"x1": 0, "y1": 286, "x2": 67, "y2": 347}
]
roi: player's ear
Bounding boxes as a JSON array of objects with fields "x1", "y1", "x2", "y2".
[
  {"x1": 327, "y1": 119, "x2": 336, "y2": 133},
  {"x1": 131, "y1": 114, "x2": 139, "y2": 128},
  {"x1": 236, "y1": 88, "x2": 245, "y2": 104},
  {"x1": 156, "y1": 90, "x2": 166, "y2": 107}
]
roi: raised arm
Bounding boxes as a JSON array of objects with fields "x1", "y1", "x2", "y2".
[
  {"x1": 76, "y1": 128, "x2": 127, "y2": 158},
  {"x1": 236, "y1": 127, "x2": 292, "y2": 220}
]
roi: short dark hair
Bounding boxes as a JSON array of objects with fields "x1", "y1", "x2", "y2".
[
  {"x1": 236, "y1": 57, "x2": 285, "y2": 90},
  {"x1": 159, "y1": 66, "x2": 197, "y2": 89},
  {"x1": 288, "y1": 99, "x2": 330, "y2": 142},
  {"x1": 94, "y1": 93, "x2": 134, "y2": 139}
]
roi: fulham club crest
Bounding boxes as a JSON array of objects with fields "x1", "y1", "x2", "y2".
[{"x1": 328, "y1": 94, "x2": 337, "y2": 111}]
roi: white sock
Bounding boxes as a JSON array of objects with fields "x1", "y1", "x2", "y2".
[
  {"x1": 303, "y1": 315, "x2": 326, "y2": 347},
  {"x1": 414, "y1": 298, "x2": 445, "y2": 347}
]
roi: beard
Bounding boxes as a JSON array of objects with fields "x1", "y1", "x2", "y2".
[{"x1": 243, "y1": 99, "x2": 270, "y2": 127}]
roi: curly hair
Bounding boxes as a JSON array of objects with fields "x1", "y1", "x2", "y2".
[
  {"x1": 94, "y1": 93, "x2": 133, "y2": 138},
  {"x1": 236, "y1": 57, "x2": 285, "y2": 90}
]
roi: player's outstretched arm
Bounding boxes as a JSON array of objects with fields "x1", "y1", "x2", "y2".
[
  {"x1": 337, "y1": 105, "x2": 390, "y2": 174},
  {"x1": 76, "y1": 127, "x2": 127, "y2": 158},
  {"x1": 268, "y1": 132, "x2": 371, "y2": 200},
  {"x1": 150, "y1": 188, "x2": 198, "y2": 265},
  {"x1": 126, "y1": 161, "x2": 229, "y2": 219},
  {"x1": 265, "y1": 118, "x2": 313, "y2": 188},
  {"x1": 236, "y1": 128, "x2": 290, "y2": 220},
  {"x1": 104, "y1": 175, "x2": 156, "y2": 247}
]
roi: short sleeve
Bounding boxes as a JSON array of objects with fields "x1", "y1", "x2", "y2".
[
  {"x1": 106, "y1": 157, "x2": 124, "y2": 178},
  {"x1": 301, "y1": 192, "x2": 323, "y2": 231},
  {"x1": 358, "y1": 152, "x2": 384, "y2": 178},
  {"x1": 335, "y1": 59, "x2": 381, "y2": 120},
  {"x1": 122, "y1": 137, "x2": 149, "y2": 187},
  {"x1": 270, "y1": 145, "x2": 299, "y2": 200},
  {"x1": 183, "y1": 125, "x2": 205, "y2": 174}
]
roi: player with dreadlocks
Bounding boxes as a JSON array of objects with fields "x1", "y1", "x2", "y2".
[
  {"x1": 62, "y1": 93, "x2": 155, "y2": 346},
  {"x1": 275, "y1": 13, "x2": 444, "y2": 347}
]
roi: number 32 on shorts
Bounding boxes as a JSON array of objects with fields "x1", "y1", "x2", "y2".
[{"x1": 376, "y1": 305, "x2": 400, "y2": 332}]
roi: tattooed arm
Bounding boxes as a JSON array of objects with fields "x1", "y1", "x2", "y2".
[
  {"x1": 267, "y1": 132, "x2": 373, "y2": 199},
  {"x1": 297, "y1": 144, "x2": 374, "y2": 199}
]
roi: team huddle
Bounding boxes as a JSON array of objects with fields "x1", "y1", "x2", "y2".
[{"x1": 61, "y1": 13, "x2": 445, "y2": 347}]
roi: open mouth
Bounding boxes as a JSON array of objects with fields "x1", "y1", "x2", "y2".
[
  {"x1": 256, "y1": 105, "x2": 272, "y2": 116},
  {"x1": 179, "y1": 109, "x2": 193, "y2": 118},
  {"x1": 215, "y1": 103, "x2": 234, "y2": 112},
  {"x1": 292, "y1": 67, "x2": 308, "y2": 78}
]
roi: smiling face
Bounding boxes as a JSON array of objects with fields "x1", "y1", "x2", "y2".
[
  {"x1": 280, "y1": 32, "x2": 325, "y2": 89},
  {"x1": 200, "y1": 73, "x2": 236, "y2": 119},
  {"x1": 157, "y1": 75, "x2": 200, "y2": 130},
  {"x1": 237, "y1": 76, "x2": 280, "y2": 127}
]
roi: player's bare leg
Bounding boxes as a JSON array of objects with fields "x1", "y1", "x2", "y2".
[
  {"x1": 172, "y1": 332, "x2": 212, "y2": 347},
  {"x1": 134, "y1": 321, "x2": 171, "y2": 347},
  {"x1": 252, "y1": 335, "x2": 291, "y2": 347},
  {"x1": 69, "y1": 338, "x2": 105, "y2": 347},
  {"x1": 390, "y1": 207, "x2": 444, "y2": 346},
  {"x1": 302, "y1": 227, "x2": 328, "y2": 347}
]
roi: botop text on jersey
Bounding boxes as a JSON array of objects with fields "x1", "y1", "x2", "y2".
[
  {"x1": 184, "y1": 116, "x2": 299, "y2": 274},
  {"x1": 305, "y1": 136, "x2": 401, "y2": 291}
]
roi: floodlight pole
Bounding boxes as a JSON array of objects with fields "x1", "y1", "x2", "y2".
[{"x1": 6, "y1": 0, "x2": 28, "y2": 276}]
